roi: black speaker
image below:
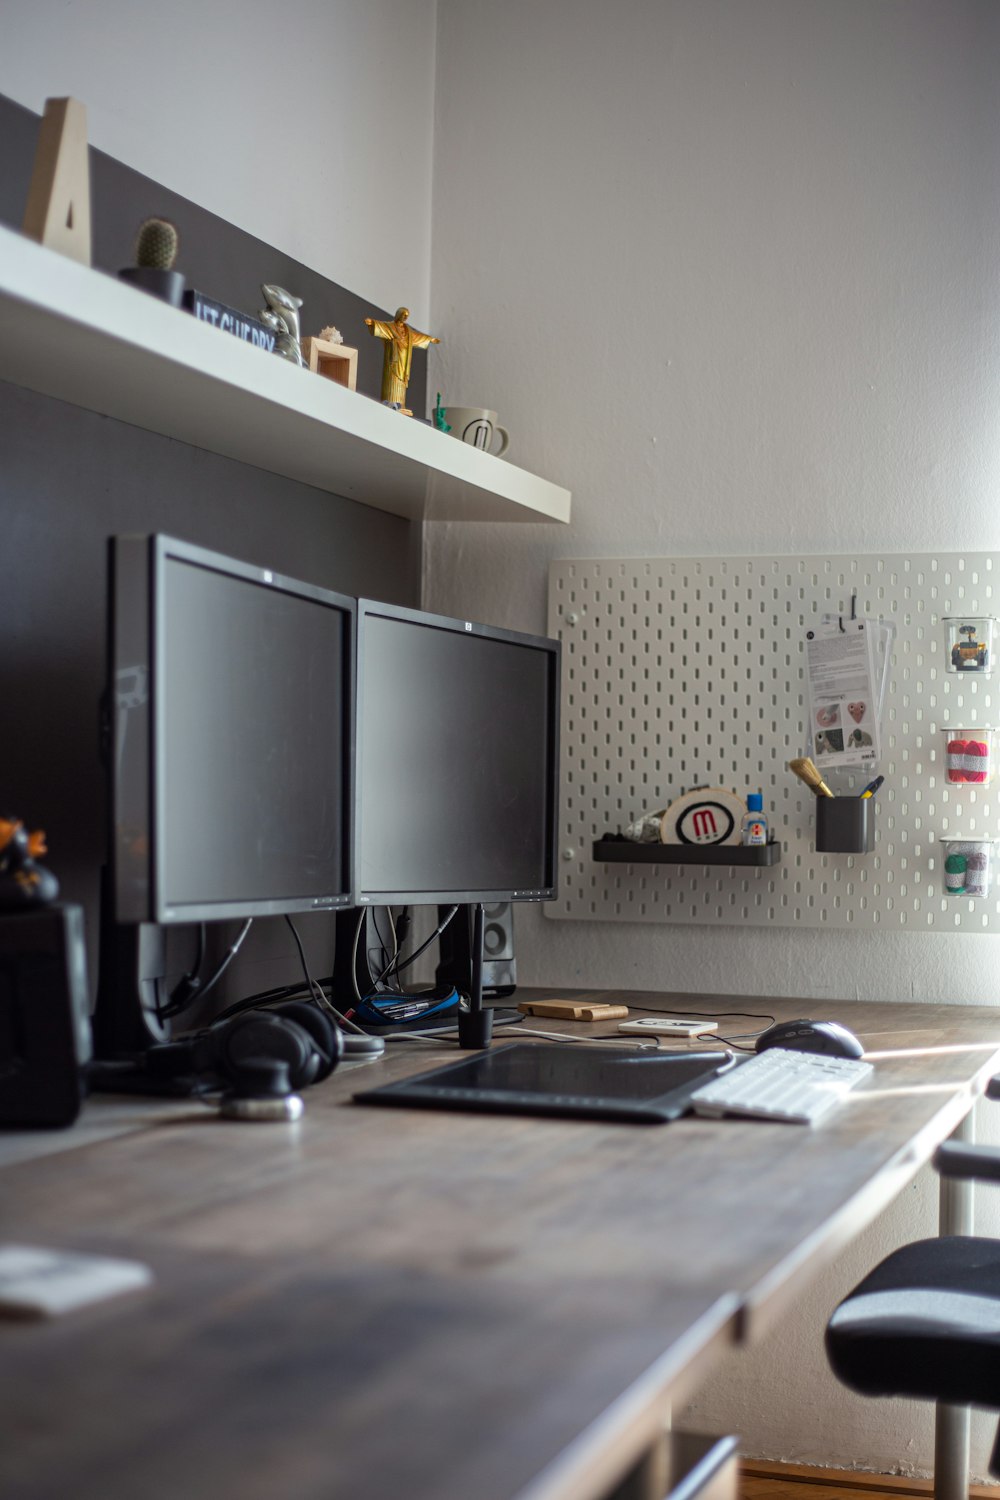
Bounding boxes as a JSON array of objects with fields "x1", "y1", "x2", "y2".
[
  {"x1": 0, "y1": 904, "x2": 93, "y2": 1127},
  {"x1": 436, "y1": 903, "x2": 516, "y2": 998}
]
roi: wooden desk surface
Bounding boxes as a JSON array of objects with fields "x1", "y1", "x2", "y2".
[{"x1": 2, "y1": 990, "x2": 999, "y2": 1500}]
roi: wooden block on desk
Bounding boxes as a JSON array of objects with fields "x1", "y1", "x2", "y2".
[
  {"x1": 301, "y1": 337, "x2": 358, "y2": 390},
  {"x1": 517, "y1": 1000, "x2": 630, "y2": 1021}
]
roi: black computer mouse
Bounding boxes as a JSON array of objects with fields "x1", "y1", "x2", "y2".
[{"x1": 755, "y1": 1018, "x2": 865, "y2": 1060}]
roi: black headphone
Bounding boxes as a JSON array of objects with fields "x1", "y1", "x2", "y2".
[{"x1": 144, "y1": 1001, "x2": 343, "y2": 1095}]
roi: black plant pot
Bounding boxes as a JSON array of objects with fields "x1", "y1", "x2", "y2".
[{"x1": 118, "y1": 266, "x2": 186, "y2": 307}]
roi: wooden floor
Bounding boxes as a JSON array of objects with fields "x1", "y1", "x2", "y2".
[{"x1": 741, "y1": 1460, "x2": 1000, "y2": 1500}]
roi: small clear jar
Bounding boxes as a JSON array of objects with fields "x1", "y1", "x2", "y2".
[
  {"x1": 939, "y1": 838, "x2": 997, "y2": 898},
  {"x1": 941, "y1": 728, "x2": 995, "y2": 786},
  {"x1": 943, "y1": 617, "x2": 995, "y2": 674}
]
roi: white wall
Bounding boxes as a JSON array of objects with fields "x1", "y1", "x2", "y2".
[
  {"x1": 427, "y1": 0, "x2": 1000, "y2": 1478},
  {"x1": 1, "y1": 0, "x2": 438, "y2": 314}
]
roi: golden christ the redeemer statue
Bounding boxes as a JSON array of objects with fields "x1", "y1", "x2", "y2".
[{"x1": 363, "y1": 307, "x2": 440, "y2": 416}]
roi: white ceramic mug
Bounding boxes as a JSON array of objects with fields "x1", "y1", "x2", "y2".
[{"x1": 444, "y1": 406, "x2": 510, "y2": 457}]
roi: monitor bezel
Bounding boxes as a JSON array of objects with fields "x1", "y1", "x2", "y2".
[
  {"x1": 110, "y1": 533, "x2": 356, "y2": 924},
  {"x1": 353, "y1": 598, "x2": 560, "y2": 906}
]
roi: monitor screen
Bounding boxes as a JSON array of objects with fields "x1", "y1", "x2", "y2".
[
  {"x1": 110, "y1": 535, "x2": 354, "y2": 923},
  {"x1": 355, "y1": 602, "x2": 560, "y2": 903}
]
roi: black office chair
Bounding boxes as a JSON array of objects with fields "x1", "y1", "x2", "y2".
[{"x1": 826, "y1": 1079, "x2": 1000, "y2": 1492}]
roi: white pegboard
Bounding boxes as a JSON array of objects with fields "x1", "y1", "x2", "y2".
[{"x1": 547, "y1": 554, "x2": 1000, "y2": 931}]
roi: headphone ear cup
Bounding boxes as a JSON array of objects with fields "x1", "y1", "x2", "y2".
[
  {"x1": 213, "y1": 1012, "x2": 319, "y2": 1090},
  {"x1": 272, "y1": 1001, "x2": 342, "y2": 1081}
]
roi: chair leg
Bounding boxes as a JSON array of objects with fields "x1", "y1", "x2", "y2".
[
  {"x1": 934, "y1": 1401, "x2": 970, "y2": 1500},
  {"x1": 932, "y1": 1113, "x2": 975, "y2": 1500}
]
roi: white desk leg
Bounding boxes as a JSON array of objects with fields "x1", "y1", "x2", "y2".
[{"x1": 935, "y1": 1109, "x2": 975, "y2": 1500}]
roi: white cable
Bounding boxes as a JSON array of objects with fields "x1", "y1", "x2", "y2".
[
  {"x1": 382, "y1": 1025, "x2": 660, "y2": 1051},
  {"x1": 501, "y1": 1026, "x2": 660, "y2": 1049}
]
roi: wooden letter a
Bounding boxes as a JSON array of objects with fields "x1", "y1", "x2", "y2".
[{"x1": 22, "y1": 97, "x2": 92, "y2": 265}]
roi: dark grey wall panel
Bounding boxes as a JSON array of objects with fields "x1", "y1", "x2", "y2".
[{"x1": 0, "y1": 94, "x2": 426, "y2": 1012}]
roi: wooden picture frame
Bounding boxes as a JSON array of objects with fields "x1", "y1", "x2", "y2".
[{"x1": 301, "y1": 337, "x2": 358, "y2": 391}]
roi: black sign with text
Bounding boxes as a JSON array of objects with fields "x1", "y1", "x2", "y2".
[{"x1": 183, "y1": 290, "x2": 276, "y2": 352}]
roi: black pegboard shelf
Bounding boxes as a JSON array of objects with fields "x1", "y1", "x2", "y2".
[{"x1": 593, "y1": 837, "x2": 782, "y2": 868}]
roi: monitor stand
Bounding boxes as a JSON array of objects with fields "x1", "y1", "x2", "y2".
[
  {"x1": 457, "y1": 903, "x2": 494, "y2": 1050},
  {"x1": 332, "y1": 907, "x2": 383, "y2": 1002},
  {"x1": 91, "y1": 868, "x2": 171, "y2": 1058},
  {"x1": 88, "y1": 869, "x2": 204, "y2": 1095}
]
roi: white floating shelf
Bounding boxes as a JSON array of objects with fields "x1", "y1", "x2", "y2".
[{"x1": 0, "y1": 225, "x2": 571, "y2": 525}]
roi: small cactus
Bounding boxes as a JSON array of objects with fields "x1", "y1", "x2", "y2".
[{"x1": 134, "y1": 217, "x2": 179, "y2": 270}]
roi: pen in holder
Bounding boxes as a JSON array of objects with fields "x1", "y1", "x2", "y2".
[{"x1": 815, "y1": 796, "x2": 874, "y2": 854}]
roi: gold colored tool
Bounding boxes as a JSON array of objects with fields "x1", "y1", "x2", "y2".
[{"x1": 788, "y1": 756, "x2": 835, "y2": 798}]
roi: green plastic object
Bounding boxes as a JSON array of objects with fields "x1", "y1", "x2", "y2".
[{"x1": 433, "y1": 392, "x2": 451, "y2": 432}]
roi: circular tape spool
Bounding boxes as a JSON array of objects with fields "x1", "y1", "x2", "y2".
[{"x1": 660, "y1": 787, "x2": 747, "y2": 847}]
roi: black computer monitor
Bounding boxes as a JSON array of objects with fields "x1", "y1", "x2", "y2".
[
  {"x1": 109, "y1": 534, "x2": 355, "y2": 925},
  {"x1": 354, "y1": 600, "x2": 560, "y2": 906},
  {"x1": 353, "y1": 600, "x2": 559, "y2": 1048}
]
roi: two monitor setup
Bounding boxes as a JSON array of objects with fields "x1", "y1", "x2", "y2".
[
  {"x1": 91, "y1": 533, "x2": 865, "y2": 1125},
  {"x1": 93, "y1": 532, "x2": 561, "y2": 1090}
]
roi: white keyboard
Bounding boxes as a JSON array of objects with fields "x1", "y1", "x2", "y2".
[{"x1": 689, "y1": 1047, "x2": 873, "y2": 1125}]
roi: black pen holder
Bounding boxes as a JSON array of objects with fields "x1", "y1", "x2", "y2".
[{"x1": 815, "y1": 796, "x2": 874, "y2": 854}]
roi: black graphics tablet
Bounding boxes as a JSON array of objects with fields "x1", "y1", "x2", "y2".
[{"x1": 353, "y1": 1043, "x2": 734, "y2": 1124}]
